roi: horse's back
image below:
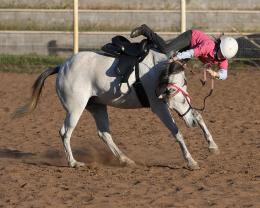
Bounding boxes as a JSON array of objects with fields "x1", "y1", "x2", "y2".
[
  {"x1": 58, "y1": 51, "x2": 116, "y2": 86},
  {"x1": 65, "y1": 51, "x2": 115, "y2": 75}
]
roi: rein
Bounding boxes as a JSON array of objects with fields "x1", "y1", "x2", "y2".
[
  {"x1": 194, "y1": 69, "x2": 214, "y2": 111},
  {"x1": 167, "y1": 83, "x2": 192, "y2": 101},
  {"x1": 166, "y1": 68, "x2": 214, "y2": 116},
  {"x1": 166, "y1": 83, "x2": 193, "y2": 117}
]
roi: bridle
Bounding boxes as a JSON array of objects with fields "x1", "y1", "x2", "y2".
[
  {"x1": 165, "y1": 70, "x2": 214, "y2": 117},
  {"x1": 167, "y1": 83, "x2": 191, "y2": 100},
  {"x1": 160, "y1": 60, "x2": 214, "y2": 117},
  {"x1": 166, "y1": 83, "x2": 193, "y2": 117}
]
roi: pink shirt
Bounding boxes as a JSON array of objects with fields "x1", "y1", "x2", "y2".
[{"x1": 191, "y1": 30, "x2": 228, "y2": 70}]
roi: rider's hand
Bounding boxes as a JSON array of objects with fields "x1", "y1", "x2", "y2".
[
  {"x1": 206, "y1": 69, "x2": 219, "y2": 79},
  {"x1": 168, "y1": 55, "x2": 179, "y2": 63}
]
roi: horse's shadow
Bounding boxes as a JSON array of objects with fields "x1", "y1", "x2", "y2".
[
  {"x1": 0, "y1": 146, "x2": 122, "y2": 168},
  {"x1": 0, "y1": 149, "x2": 35, "y2": 159},
  {"x1": 0, "y1": 148, "x2": 66, "y2": 167},
  {"x1": 105, "y1": 58, "x2": 125, "y2": 97}
]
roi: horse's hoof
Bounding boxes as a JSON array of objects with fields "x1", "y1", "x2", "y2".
[
  {"x1": 187, "y1": 162, "x2": 200, "y2": 170},
  {"x1": 120, "y1": 157, "x2": 136, "y2": 167},
  {"x1": 209, "y1": 147, "x2": 220, "y2": 155},
  {"x1": 70, "y1": 161, "x2": 85, "y2": 168}
]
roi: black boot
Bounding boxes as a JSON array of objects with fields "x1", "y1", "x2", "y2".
[
  {"x1": 130, "y1": 24, "x2": 152, "y2": 38},
  {"x1": 130, "y1": 24, "x2": 172, "y2": 55}
]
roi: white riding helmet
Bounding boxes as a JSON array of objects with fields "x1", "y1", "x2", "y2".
[{"x1": 220, "y1": 36, "x2": 239, "y2": 59}]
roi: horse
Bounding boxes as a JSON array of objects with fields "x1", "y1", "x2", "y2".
[{"x1": 14, "y1": 49, "x2": 219, "y2": 170}]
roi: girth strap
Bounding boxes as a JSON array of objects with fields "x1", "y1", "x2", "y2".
[{"x1": 133, "y1": 64, "x2": 150, "y2": 107}]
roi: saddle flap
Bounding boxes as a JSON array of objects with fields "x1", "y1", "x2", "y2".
[{"x1": 117, "y1": 55, "x2": 137, "y2": 78}]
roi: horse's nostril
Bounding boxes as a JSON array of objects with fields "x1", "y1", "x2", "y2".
[{"x1": 192, "y1": 120, "x2": 197, "y2": 126}]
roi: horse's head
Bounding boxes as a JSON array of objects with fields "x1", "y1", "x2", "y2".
[{"x1": 156, "y1": 60, "x2": 197, "y2": 127}]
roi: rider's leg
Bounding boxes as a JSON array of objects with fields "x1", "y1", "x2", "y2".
[{"x1": 130, "y1": 24, "x2": 192, "y2": 56}]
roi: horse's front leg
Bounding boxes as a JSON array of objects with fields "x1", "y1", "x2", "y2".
[
  {"x1": 152, "y1": 104, "x2": 200, "y2": 170},
  {"x1": 193, "y1": 110, "x2": 220, "y2": 154}
]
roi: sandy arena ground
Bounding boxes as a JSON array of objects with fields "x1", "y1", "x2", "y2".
[{"x1": 0, "y1": 68, "x2": 259, "y2": 208}]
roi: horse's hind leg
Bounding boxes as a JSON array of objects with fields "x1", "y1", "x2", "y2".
[
  {"x1": 87, "y1": 103, "x2": 135, "y2": 166},
  {"x1": 193, "y1": 110, "x2": 219, "y2": 154},
  {"x1": 60, "y1": 102, "x2": 88, "y2": 168}
]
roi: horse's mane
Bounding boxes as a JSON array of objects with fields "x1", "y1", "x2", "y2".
[{"x1": 158, "y1": 61, "x2": 185, "y2": 88}]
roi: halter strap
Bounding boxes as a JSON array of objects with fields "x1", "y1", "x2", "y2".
[
  {"x1": 167, "y1": 83, "x2": 192, "y2": 101},
  {"x1": 167, "y1": 83, "x2": 193, "y2": 117}
]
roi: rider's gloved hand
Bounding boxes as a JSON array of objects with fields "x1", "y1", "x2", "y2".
[{"x1": 206, "y1": 69, "x2": 219, "y2": 79}]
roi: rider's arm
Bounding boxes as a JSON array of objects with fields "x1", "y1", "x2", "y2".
[
  {"x1": 218, "y1": 69, "x2": 227, "y2": 80},
  {"x1": 175, "y1": 45, "x2": 228, "y2": 80},
  {"x1": 176, "y1": 40, "x2": 212, "y2": 60},
  {"x1": 176, "y1": 49, "x2": 194, "y2": 60},
  {"x1": 217, "y1": 59, "x2": 228, "y2": 80}
]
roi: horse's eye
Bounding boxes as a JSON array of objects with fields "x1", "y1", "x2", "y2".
[
  {"x1": 165, "y1": 88, "x2": 174, "y2": 95},
  {"x1": 165, "y1": 89, "x2": 171, "y2": 95},
  {"x1": 166, "y1": 88, "x2": 175, "y2": 95}
]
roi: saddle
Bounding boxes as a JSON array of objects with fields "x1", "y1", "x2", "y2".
[{"x1": 101, "y1": 36, "x2": 150, "y2": 83}]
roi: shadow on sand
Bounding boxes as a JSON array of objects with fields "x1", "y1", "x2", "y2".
[{"x1": 0, "y1": 145, "x2": 123, "y2": 168}]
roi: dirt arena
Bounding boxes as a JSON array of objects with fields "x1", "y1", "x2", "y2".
[{"x1": 0, "y1": 68, "x2": 259, "y2": 208}]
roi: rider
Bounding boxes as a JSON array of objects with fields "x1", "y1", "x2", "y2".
[{"x1": 130, "y1": 24, "x2": 239, "y2": 80}]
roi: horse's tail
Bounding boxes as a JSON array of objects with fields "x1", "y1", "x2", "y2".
[{"x1": 13, "y1": 66, "x2": 60, "y2": 118}]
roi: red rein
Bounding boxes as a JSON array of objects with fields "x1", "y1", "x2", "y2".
[{"x1": 167, "y1": 83, "x2": 192, "y2": 102}]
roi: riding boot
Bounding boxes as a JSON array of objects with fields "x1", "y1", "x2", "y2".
[
  {"x1": 148, "y1": 29, "x2": 192, "y2": 57},
  {"x1": 131, "y1": 25, "x2": 192, "y2": 57},
  {"x1": 130, "y1": 24, "x2": 169, "y2": 54},
  {"x1": 130, "y1": 24, "x2": 154, "y2": 38}
]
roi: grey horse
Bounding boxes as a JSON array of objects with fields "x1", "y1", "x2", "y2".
[{"x1": 15, "y1": 50, "x2": 219, "y2": 170}]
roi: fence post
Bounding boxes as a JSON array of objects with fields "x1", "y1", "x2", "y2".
[
  {"x1": 181, "y1": 0, "x2": 186, "y2": 33},
  {"x1": 73, "y1": 0, "x2": 79, "y2": 54}
]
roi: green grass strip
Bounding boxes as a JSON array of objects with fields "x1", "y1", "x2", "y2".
[{"x1": 0, "y1": 54, "x2": 65, "y2": 73}]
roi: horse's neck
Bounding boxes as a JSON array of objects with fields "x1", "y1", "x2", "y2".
[
  {"x1": 134, "y1": 51, "x2": 169, "y2": 96},
  {"x1": 140, "y1": 50, "x2": 187, "y2": 87},
  {"x1": 169, "y1": 71, "x2": 186, "y2": 86},
  {"x1": 139, "y1": 50, "x2": 168, "y2": 77},
  {"x1": 150, "y1": 49, "x2": 168, "y2": 64}
]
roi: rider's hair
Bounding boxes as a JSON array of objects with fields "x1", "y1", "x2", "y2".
[
  {"x1": 211, "y1": 33, "x2": 224, "y2": 48},
  {"x1": 211, "y1": 33, "x2": 224, "y2": 59}
]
